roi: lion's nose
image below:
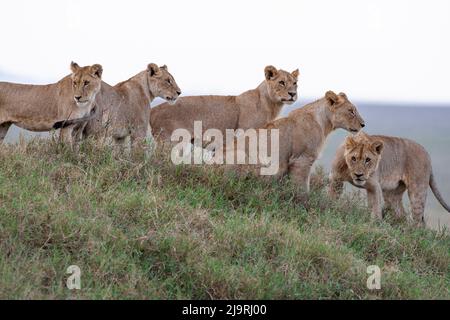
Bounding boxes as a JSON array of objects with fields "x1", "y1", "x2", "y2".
[
  {"x1": 75, "y1": 96, "x2": 82, "y2": 101},
  {"x1": 360, "y1": 123, "x2": 365, "y2": 128},
  {"x1": 176, "y1": 91, "x2": 182, "y2": 95},
  {"x1": 289, "y1": 92, "x2": 296, "y2": 98},
  {"x1": 355, "y1": 173, "x2": 364, "y2": 178}
]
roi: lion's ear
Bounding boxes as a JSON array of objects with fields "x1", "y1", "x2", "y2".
[
  {"x1": 70, "y1": 62, "x2": 80, "y2": 73},
  {"x1": 264, "y1": 65, "x2": 278, "y2": 80},
  {"x1": 160, "y1": 65, "x2": 168, "y2": 71},
  {"x1": 90, "y1": 64, "x2": 103, "y2": 78},
  {"x1": 291, "y1": 69, "x2": 300, "y2": 79},
  {"x1": 371, "y1": 140, "x2": 384, "y2": 155},
  {"x1": 338, "y1": 92, "x2": 348, "y2": 100},
  {"x1": 326, "y1": 90, "x2": 339, "y2": 106},
  {"x1": 345, "y1": 136, "x2": 357, "y2": 150},
  {"x1": 148, "y1": 63, "x2": 161, "y2": 77}
]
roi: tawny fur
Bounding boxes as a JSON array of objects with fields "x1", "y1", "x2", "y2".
[
  {"x1": 328, "y1": 131, "x2": 450, "y2": 226},
  {"x1": 224, "y1": 91, "x2": 365, "y2": 193},
  {"x1": 150, "y1": 66, "x2": 299, "y2": 144},
  {"x1": 82, "y1": 64, "x2": 181, "y2": 150},
  {"x1": 0, "y1": 62, "x2": 102, "y2": 145}
]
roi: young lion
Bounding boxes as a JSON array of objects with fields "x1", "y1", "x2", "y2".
[
  {"x1": 81, "y1": 64, "x2": 181, "y2": 150},
  {"x1": 224, "y1": 91, "x2": 365, "y2": 193},
  {"x1": 328, "y1": 131, "x2": 450, "y2": 225},
  {"x1": 0, "y1": 62, "x2": 102, "y2": 145},
  {"x1": 150, "y1": 65, "x2": 299, "y2": 144}
]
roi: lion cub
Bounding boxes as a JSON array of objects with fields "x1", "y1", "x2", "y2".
[{"x1": 329, "y1": 132, "x2": 450, "y2": 225}]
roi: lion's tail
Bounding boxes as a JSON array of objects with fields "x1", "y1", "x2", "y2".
[
  {"x1": 429, "y1": 171, "x2": 450, "y2": 213},
  {"x1": 52, "y1": 111, "x2": 98, "y2": 130}
]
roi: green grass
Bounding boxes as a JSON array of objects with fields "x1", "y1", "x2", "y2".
[{"x1": 0, "y1": 139, "x2": 448, "y2": 299}]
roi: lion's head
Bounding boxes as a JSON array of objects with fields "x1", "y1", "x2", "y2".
[
  {"x1": 326, "y1": 91, "x2": 365, "y2": 133},
  {"x1": 70, "y1": 62, "x2": 103, "y2": 108},
  {"x1": 344, "y1": 132, "x2": 384, "y2": 187},
  {"x1": 147, "y1": 63, "x2": 181, "y2": 105},
  {"x1": 264, "y1": 65, "x2": 299, "y2": 105}
]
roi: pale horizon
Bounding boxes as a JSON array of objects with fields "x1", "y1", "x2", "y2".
[{"x1": 1, "y1": 0, "x2": 450, "y2": 105}]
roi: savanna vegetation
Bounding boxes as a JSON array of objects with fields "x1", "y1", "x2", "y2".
[{"x1": 0, "y1": 138, "x2": 448, "y2": 299}]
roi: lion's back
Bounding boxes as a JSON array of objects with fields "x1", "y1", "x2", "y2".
[{"x1": 150, "y1": 95, "x2": 239, "y2": 138}]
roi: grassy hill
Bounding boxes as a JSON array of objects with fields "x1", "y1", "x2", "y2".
[
  {"x1": 6, "y1": 103, "x2": 450, "y2": 229},
  {"x1": 0, "y1": 139, "x2": 449, "y2": 299}
]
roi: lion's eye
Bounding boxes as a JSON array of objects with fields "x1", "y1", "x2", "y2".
[
  {"x1": 167, "y1": 79, "x2": 171, "y2": 84},
  {"x1": 365, "y1": 158, "x2": 371, "y2": 164},
  {"x1": 279, "y1": 81, "x2": 285, "y2": 87},
  {"x1": 349, "y1": 109, "x2": 355, "y2": 115},
  {"x1": 84, "y1": 81, "x2": 90, "y2": 86},
  {"x1": 293, "y1": 82, "x2": 297, "y2": 86},
  {"x1": 351, "y1": 156, "x2": 357, "y2": 162}
]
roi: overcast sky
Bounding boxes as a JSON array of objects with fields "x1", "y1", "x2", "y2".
[{"x1": 1, "y1": 0, "x2": 449, "y2": 104}]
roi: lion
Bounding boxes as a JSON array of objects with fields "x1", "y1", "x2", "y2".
[
  {"x1": 150, "y1": 65, "x2": 299, "y2": 145},
  {"x1": 0, "y1": 62, "x2": 102, "y2": 145},
  {"x1": 223, "y1": 91, "x2": 365, "y2": 193},
  {"x1": 81, "y1": 63, "x2": 181, "y2": 150},
  {"x1": 328, "y1": 131, "x2": 450, "y2": 226}
]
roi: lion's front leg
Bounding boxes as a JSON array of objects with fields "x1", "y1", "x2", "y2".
[
  {"x1": 72, "y1": 122, "x2": 88, "y2": 146},
  {"x1": 60, "y1": 126, "x2": 74, "y2": 147},
  {"x1": 288, "y1": 155, "x2": 316, "y2": 193},
  {"x1": 365, "y1": 180, "x2": 383, "y2": 220},
  {"x1": 328, "y1": 173, "x2": 344, "y2": 200},
  {"x1": 130, "y1": 124, "x2": 149, "y2": 159},
  {"x1": 74, "y1": 123, "x2": 88, "y2": 153}
]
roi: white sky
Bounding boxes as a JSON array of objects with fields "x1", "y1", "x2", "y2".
[{"x1": 1, "y1": 0, "x2": 449, "y2": 104}]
